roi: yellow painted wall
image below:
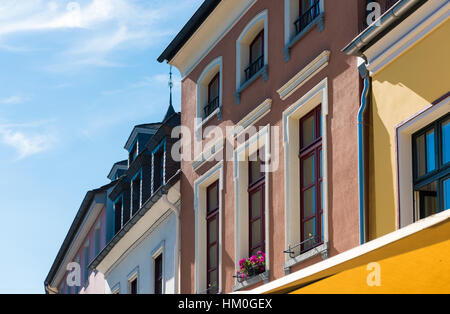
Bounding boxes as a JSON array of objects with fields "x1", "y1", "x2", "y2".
[
  {"x1": 368, "y1": 20, "x2": 450, "y2": 240},
  {"x1": 290, "y1": 217, "x2": 450, "y2": 294}
]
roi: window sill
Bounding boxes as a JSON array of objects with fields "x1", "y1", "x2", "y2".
[
  {"x1": 284, "y1": 13, "x2": 325, "y2": 62},
  {"x1": 233, "y1": 270, "x2": 269, "y2": 292},
  {"x1": 235, "y1": 64, "x2": 268, "y2": 105},
  {"x1": 283, "y1": 242, "x2": 329, "y2": 274}
]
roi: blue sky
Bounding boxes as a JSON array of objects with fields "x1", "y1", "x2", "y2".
[{"x1": 0, "y1": 0, "x2": 202, "y2": 294}]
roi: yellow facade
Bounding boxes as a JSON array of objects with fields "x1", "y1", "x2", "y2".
[
  {"x1": 289, "y1": 215, "x2": 450, "y2": 294},
  {"x1": 368, "y1": 20, "x2": 450, "y2": 240}
]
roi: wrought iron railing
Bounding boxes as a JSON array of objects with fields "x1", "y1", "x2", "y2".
[
  {"x1": 244, "y1": 55, "x2": 264, "y2": 82},
  {"x1": 233, "y1": 265, "x2": 265, "y2": 283},
  {"x1": 203, "y1": 96, "x2": 219, "y2": 119},
  {"x1": 294, "y1": 0, "x2": 321, "y2": 35},
  {"x1": 283, "y1": 234, "x2": 325, "y2": 258}
]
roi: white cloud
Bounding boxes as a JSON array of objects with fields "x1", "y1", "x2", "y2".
[
  {"x1": 0, "y1": 96, "x2": 27, "y2": 105},
  {"x1": 0, "y1": 119, "x2": 58, "y2": 160}
]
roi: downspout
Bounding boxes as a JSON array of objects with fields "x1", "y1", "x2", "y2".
[
  {"x1": 161, "y1": 187, "x2": 181, "y2": 294},
  {"x1": 357, "y1": 59, "x2": 371, "y2": 245}
]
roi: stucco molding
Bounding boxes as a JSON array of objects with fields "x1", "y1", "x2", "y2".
[
  {"x1": 365, "y1": 0, "x2": 448, "y2": 76},
  {"x1": 192, "y1": 137, "x2": 225, "y2": 171},
  {"x1": 233, "y1": 98, "x2": 272, "y2": 138},
  {"x1": 277, "y1": 50, "x2": 330, "y2": 101}
]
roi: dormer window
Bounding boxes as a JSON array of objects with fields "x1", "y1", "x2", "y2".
[
  {"x1": 129, "y1": 142, "x2": 138, "y2": 165},
  {"x1": 245, "y1": 31, "x2": 264, "y2": 83},
  {"x1": 204, "y1": 73, "x2": 220, "y2": 119},
  {"x1": 152, "y1": 140, "x2": 166, "y2": 194},
  {"x1": 294, "y1": 0, "x2": 321, "y2": 35},
  {"x1": 131, "y1": 172, "x2": 142, "y2": 216}
]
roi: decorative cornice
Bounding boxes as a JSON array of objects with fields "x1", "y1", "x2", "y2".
[
  {"x1": 233, "y1": 98, "x2": 272, "y2": 138},
  {"x1": 277, "y1": 50, "x2": 330, "y2": 101},
  {"x1": 192, "y1": 138, "x2": 224, "y2": 171}
]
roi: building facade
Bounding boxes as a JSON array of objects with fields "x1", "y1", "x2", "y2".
[
  {"x1": 89, "y1": 106, "x2": 182, "y2": 294},
  {"x1": 44, "y1": 181, "x2": 117, "y2": 294},
  {"x1": 158, "y1": 0, "x2": 368, "y2": 293}
]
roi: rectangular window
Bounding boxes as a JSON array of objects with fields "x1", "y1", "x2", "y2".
[
  {"x1": 154, "y1": 254, "x2": 163, "y2": 294},
  {"x1": 129, "y1": 278, "x2": 138, "y2": 294},
  {"x1": 413, "y1": 113, "x2": 450, "y2": 219},
  {"x1": 299, "y1": 105, "x2": 323, "y2": 253},
  {"x1": 295, "y1": 0, "x2": 320, "y2": 35},
  {"x1": 114, "y1": 197, "x2": 123, "y2": 235},
  {"x1": 131, "y1": 173, "x2": 141, "y2": 216},
  {"x1": 206, "y1": 180, "x2": 219, "y2": 294},
  {"x1": 94, "y1": 227, "x2": 101, "y2": 256},
  {"x1": 204, "y1": 73, "x2": 220, "y2": 119},
  {"x1": 248, "y1": 152, "x2": 265, "y2": 257},
  {"x1": 245, "y1": 31, "x2": 264, "y2": 82},
  {"x1": 153, "y1": 143, "x2": 165, "y2": 193},
  {"x1": 129, "y1": 142, "x2": 138, "y2": 164}
]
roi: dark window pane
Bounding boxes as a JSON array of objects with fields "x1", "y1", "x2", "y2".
[
  {"x1": 114, "y1": 199, "x2": 122, "y2": 234},
  {"x1": 251, "y1": 219, "x2": 262, "y2": 248},
  {"x1": 417, "y1": 181, "x2": 437, "y2": 219},
  {"x1": 416, "y1": 134, "x2": 426, "y2": 177},
  {"x1": 303, "y1": 187, "x2": 316, "y2": 218},
  {"x1": 302, "y1": 154, "x2": 315, "y2": 186},
  {"x1": 303, "y1": 218, "x2": 316, "y2": 251},
  {"x1": 207, "y1": 183, "x2": 218, "y2": 212},
  {"x1": 302, "y1": 115, "x2": 315, "y2": 148},
  {"x1": 132, "y1": 175, "x2": 141, "y2": 215},
  {"x1": 209, "y1": 75, "x2": 219, "y2": 101},
  {"x1": 208, "y1": 244, "x2": 217, "y2": 269},
  {"x1": 442, "y1": 119, "x2": 450, "y2": 165},
  {"x1": 444, "y1": 178, "x2": 449, "y2": 210},
  {"x1": 207, "y1": 270, "x2": 218, "y2": 294},
  {"x1": 250, "y1": 190, "x2": 262, "y2": 220},
  {"x1": 249, "y1": 159, "x2": 263, "y2": 184},
  {"x1": 130, "y1": 278, "x2": 137, "y2": 294},
  {"x1": 250, "y1": 34, "x2": 263, "y2": 63},
  {"x1": 208, "y1": 217, "x2": 217, "y2": 244},
  {"x1": 154, "y1": 254, "x2": 163, "y2": 294},
  {"x1": 426, "y1": 130, "x2": 436, "y2": 172}
]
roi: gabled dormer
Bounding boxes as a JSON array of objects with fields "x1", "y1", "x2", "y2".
[
  {"x1": 124, "y1": 123, "x2": 161, "y2": 167},
  {"x1": 107, "y1": 160, "x2": 128, "y2": 181}
]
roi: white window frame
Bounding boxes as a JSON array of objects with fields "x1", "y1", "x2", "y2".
[
  {"x1": 196, "y1": 57, "x2": 223, "y2": 135},
  {"x1": 151, "y1": 242, "x2": 165, "y2": 294},
  {"x1": 282, "y1": 77, "x2": 329, "y2": 270},
  {"x1": 395, "y1": 95, "x2": 450, "y2": 228},
  {"x1": 194, "y1": 161, "x2": 224, "y2": 294},
  {"x1": 233, "y1": 125, "x2": 271, "y2": 291},
  {"x1": 127, "y1": 266, "x2": 139, "y2": 294},
  {"x1": 235, "y1": 10, "x2": 269, "y2": 104}
]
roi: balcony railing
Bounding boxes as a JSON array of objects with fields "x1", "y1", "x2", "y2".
[
  {"x1": 244, "y1": 55, "x2": 264, "y2": 83},
  {"x1": 203, "y1": 96, "x2": 219, "y2": 119},
  {"x1": 294, "y1": 0, "x2": 321, "y2": 35}
]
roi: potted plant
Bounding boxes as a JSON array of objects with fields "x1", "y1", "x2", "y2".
[{"x1": 236, "y1": 251, "x2": 266, "y2": 282}]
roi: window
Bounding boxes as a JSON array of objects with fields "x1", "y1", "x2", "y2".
[
  {"x1": 94, "y1": 225, "x2": 101, "y2": 256},
  {"x1": 248, "y1": 152, "x2": 265, "y2": 256},
  {"x1": 299, "y1": 105, "x2": 323, "y2": 253},
  {"x1": 83, "y1": 243, "x2": 90, "y2": 285},
  {"x1": 129, "y1": 277, "x2": 138, "y2": 294},
  {"x1": 245, "y1": 31, "x2": 264, "y2": 82},
  {"x1": 131, "y1": 172, "x2": 142, "y2": 216},
  {"x1": 412, "y1": 114, "x2": 450, "y2": 220},
  {"x1": 153, "y1": 141, "x2": 165, "y2": 194},
  {"x1": 204, "y1": 73, "x2": 220, "y2": 119},
  {"x1": 295, "y1": 0, "x2": 321, "y2": 35},
  {"x1": 154, "y1": 254, "x2": 163, "y2": 294},
  {"x1": 114, "y1": 196, "x2": 123, "y2": 235},
  {"x1": 129, "y1": 141, "x2": 138, "y2": 165},
  {"x1": 206, "y1": 180, "x2": 219, "y2": 294}
]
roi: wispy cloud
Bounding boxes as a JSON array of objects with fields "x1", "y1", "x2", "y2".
[
  {"x1": 0, "y1": 0, "x2": 200, "y2": 69},
  {"x1": 0, "y1": 96, "x2": 28, "y2": 105},
  {"x1": 0, "y1": 119, "x2": 58, "y2": 160}
]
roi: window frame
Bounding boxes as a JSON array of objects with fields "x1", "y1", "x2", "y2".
[
  {"x1": 204, "y1": 73, "x2": 220, "y2": 119},
  {"x1": 412, "y1": 113, "x2": 450, "y2": 220},
  {"x1": 299, "y1": 105, "x2": 323, "y2": 253},
  {"x1": 206, "y1": 180, "x2": 220, "y2": 294},
  {"x1": 154, "y1": 253, "x2": 163, "y2": 295},
  {"x1": 245, "y1": 30, "x2": 265, "y2": 83},
  {"x1": 248, "y1": 153, "x2": 266, "y2": 257}
]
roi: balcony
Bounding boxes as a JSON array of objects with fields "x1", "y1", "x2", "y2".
[
  {"x1": 294, "y1": 1, "x2": 321, "y2": 36},
  {"x1": 203, "y1": 96, "x2": 219, "y2": 119},
  {"x1": 244, "y1": 55, "x2": 264, "y2": 83}
]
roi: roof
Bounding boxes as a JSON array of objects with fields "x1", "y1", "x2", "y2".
[
  {"x1": 124, "y1": 123, "x2": 161, "y2": 151},
  {"x1": 107, "y1": 160, "x2": 128, "y2": 180},
  {"x1": 157, "y1": 0, "x2": 221, "y2": 63},
  {"x1": 89, "y1": 171, "x2": 181, "y2": 271},
  {"x1": 342, "y1": 0, "x2": 426, "y2": 56},
  {"x1": 44, "y1": 180, "x2": 118, "y2": 291}
]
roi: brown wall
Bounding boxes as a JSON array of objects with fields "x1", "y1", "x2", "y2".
[{"x1": 179, "y1": 0, "x2": 365, "y2": 293}]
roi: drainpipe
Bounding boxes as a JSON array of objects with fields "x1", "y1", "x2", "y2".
[
  {"x1": 357, "y1": 59, "x2": 371, "y2": 245},
  {"x1": 161, "y1": 187, "x2": 181, "y2": 294}
]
